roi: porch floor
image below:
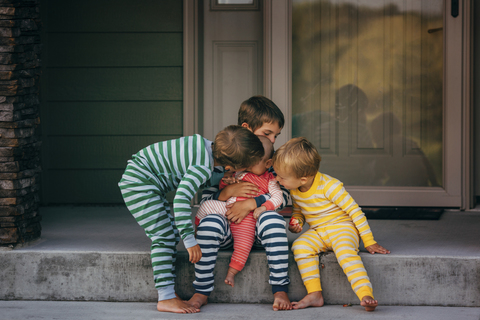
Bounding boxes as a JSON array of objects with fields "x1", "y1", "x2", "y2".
[
  {"x1": 16, "y1": 205, "x2": 480, "y2": 257},
  {"x1": 1, "y1": 205, "x2": 480, "y2": 308}
]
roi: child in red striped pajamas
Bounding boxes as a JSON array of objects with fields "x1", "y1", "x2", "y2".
[{"x1": 195, "y1": 136, "x2": 283, "y2": 287}]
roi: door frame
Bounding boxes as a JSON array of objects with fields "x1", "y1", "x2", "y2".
[
  {"x1": 184, "y1": 0, "x2": 199, "y2": 138},
  {"x1": 184, "y1": 0, "x2": 474, "y2": 209},
  {"x1": 462, "y1": 0, "x2": 474, "y2": 210}
]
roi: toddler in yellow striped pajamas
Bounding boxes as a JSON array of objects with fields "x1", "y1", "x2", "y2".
[{"x1": 272, "y1": 137, "x2": 390, "y2": 312}]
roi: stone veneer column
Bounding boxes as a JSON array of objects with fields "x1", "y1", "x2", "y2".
[{"x1": 0, "y1": 0, "x2": 41, "y2": 247}]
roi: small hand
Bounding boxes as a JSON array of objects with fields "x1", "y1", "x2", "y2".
[
  {"x1": 187, "y1": 244, "x2": 202, "y2": 263},
  {"x1": 225, "y1": 199, "x2": 256, "y2": 224},
  {"x1": 218, "y1": 181, "x2": 259, "y2": 201},
  {"x1": 221, "y1": 176, "x2": 239, "y2": 185},
  {"x1": 365, "y1": 243, "x2": 390, "y2": 254},
  {"x1": 253, "y1": 206, "x2": 267, "y2": 219},
  {"x1": 288, "y1": 218, "x2": 303, "y2": 233}
]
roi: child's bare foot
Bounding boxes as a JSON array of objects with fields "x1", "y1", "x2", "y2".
[
  {"x1": 156, "y1": 297, "x2": 200, "y2": 313},
  {"x1": 224, "y1": 267, "x2": 239, "y2": 287},
  {"x1": 360, "y1": 295, "x2": 378, "y2": 311},
  {"x1": 272, "y1": 291, "x2": 292, "y2": 311},
  {"x1": 187, "y1": 293, "x2": 208, "y2": 310},
  {"x1": 291, "y1": 291, "x2": 324, "y2": 310},
  {"x1": 175, "y1": 293, "x2": 186, "y2": 301}
]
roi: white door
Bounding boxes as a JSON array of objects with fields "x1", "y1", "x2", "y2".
[{"x1": 201, "y1": 0, "x2": 264, "y2": 141}]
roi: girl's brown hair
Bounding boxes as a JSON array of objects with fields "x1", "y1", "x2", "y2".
[{"x1": 213, "y1": 125, "x2": 264, "y2": 170}]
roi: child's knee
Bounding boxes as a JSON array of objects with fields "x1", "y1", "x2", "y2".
[
  {"x1": 151, "y1": 239, "x2": 177, "y2": 252},
  {"x1": 292, "y1": 239, "x2": 316, "y2": 256},
  {"x1": 257, "y1": 211, "x2": 285, "y2": 227},
  {"x1": 199, "y1": 214, "x2": 226, "y2": 225},
  {"x1": 198, "y1": 200, "x2": 227, "y2": 216},
  {"x1": 198, "y1": 214, "x2": 228, "y2": 233}
]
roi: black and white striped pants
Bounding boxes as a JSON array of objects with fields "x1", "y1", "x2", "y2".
[{"x1": 193, "y1": 211, "x2": 290, "y2": 295}]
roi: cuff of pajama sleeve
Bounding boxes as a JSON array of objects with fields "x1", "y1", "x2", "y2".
[
  {"x1": 183, "y1": 234, "x2": 198, "y2": 249},
  {"x1": 254, "y1": 194, "x2": 268, "y2": 207},
  {"x1": 356, "y1": 286, "x2": 374, "y2": 301},
  {"x1": 263, "y1": 200, "x2": 275, "y2": 211},
  {"x1": 361, "y1": 234, "x2": 377, "y2": 248},
  {"x1": 212, "y1": 190, "x2": 222, "y2": 200},
  {"x1": 272, "y1": 285, "x2": 288, "y2": 294}
]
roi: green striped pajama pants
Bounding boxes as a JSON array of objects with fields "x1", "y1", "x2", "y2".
[{"x1": 119, "y1": 163, "x2": 180, "y2": 301}]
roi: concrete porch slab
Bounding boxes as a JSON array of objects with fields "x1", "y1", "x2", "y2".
[{"x1": 1, "y1": 206, "x2": 479, "y2": 306}]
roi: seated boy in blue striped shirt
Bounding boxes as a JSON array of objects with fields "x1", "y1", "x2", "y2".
[
  {"x1": 189, "y1": 96, "x2": 293, "y2": 311},
  {"x1": 119, "y1": 125, "x2": 264, "y2": 314}
]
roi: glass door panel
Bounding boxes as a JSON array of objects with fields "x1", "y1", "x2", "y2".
[{"x1": 292, "y1": 0, "x2": 443, "y2": 188}]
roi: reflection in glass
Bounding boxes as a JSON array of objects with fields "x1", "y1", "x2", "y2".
[{"x1": 292, "y1": 0, "x2": 443, "y2": 187}]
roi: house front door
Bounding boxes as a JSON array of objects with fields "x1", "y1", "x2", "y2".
[{"x1": 201, "y1": 0, "x2": 264, "y2": 141}]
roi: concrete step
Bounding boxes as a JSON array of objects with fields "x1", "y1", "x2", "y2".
[
  {"x1": 1, "y1": 300, "x2": 480, "y2": 320},
  {"x1": 1, "y1": 206, "x2": 480, "y2": 307}
]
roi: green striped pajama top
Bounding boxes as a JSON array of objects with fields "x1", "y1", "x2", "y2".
[{"x1": 120, "y1": 134, "x2": 218, "y2": 249}]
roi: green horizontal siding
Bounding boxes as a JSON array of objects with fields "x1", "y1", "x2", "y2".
[
  {"x1": 47, "y1": 68, "x2": 183, "y2": 101},
  {"x1": 46, "y1": 0, "x2": 182, "y2": 32},
  {"x1": 48, "y1": 135, "x2": 182, "y2": 169},
  {"x1": 41, "y1": 0, "x2": 184, "y2": 204},
  {"x1": 47, "y1": 33, "x2": 183, "y2": 67},
  {"x1": 47, "y1": 170, "x2": 176, "y2": 203},
  {"x1": 47, "y1": 102, "x2": 182, "y2": 135}
]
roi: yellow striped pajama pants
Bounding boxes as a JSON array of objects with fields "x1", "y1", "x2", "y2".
[{"x1": 291, "y1": 223, "x2": 373, "y2": 301}]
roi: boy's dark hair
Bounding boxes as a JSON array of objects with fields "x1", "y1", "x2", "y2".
[
  {"x1": 238, "y1": 95, "x2": 285, "y2": 131},
  {"x1": 213, "y1": 125, "x2": 264, "y2": 170}
]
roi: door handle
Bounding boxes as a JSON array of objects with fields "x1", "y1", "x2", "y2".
[{"x1": 451, "y1": 0, "x2": 459, "y2": 17}]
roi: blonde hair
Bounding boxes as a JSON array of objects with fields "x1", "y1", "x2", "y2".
[
  {"x1": 238, "y1": 95, "x2": 285, "y2": 131},
  {"x1": 272, "y1": 137, "x2": 321, "y2": 178},
  {"x1": 213, "y1": 125, "x2": 264, "y2": 170}
]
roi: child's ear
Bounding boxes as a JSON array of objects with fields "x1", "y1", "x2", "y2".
[
  {"x1": 265, "y1": 159, "x2": 273, "y2": 168},
  {"x1": 224, "y1": 165, "x2": 234, "y2": 173},
  {"x1": 241, "y1": 122, "x2": 252, "y2": 130},
  {"x1": 300, "y1": 177, "x2": 309, "y2": 185}
]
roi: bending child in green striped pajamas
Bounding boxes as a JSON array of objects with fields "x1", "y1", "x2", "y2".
[{"x1": 118, "y1": 125, "x2": 264, "y2": 314}]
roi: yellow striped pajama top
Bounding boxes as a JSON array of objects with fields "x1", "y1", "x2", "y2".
[{"x1": 290, "y1": 172, "x2": 377, "y2": 248}]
